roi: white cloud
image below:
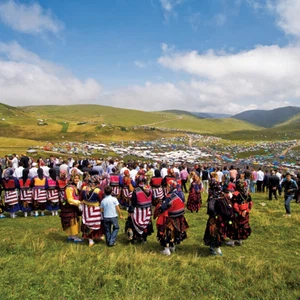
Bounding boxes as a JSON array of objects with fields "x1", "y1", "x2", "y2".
[
  {"x1": 188, "y1": 12, "x2": 201, "y2": 31},
  {"x1": 156, "y1": 44, "x2": 300, "y2": 113},
  {"x1": 268, "y1": 0, "x2": 300, "y2": 38},
  {"x1": 159, "y1": 0, "x2": 182, "y2": 20},
  {"x1": 0, "y1": 41, "x2": 102, "y2": 106},
  {"x1": 0, "y1": 0, "x2": 64, "y2": 36}
]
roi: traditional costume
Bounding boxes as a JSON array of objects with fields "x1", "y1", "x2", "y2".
[
  {"x1": 187, "y1": 173, "x2": 202, "y2": 213},
  {"x1": 150, "y1": 169, "x2": 164, "y2": 206},
  {"x1": 154, "y1": 180, "x2": 189, "y2": 255},
  {"x1": 46, "y1": 168, "x2": 60, "y2": 216},
  {"x1": 231, "y1": 180, "x2": 253, "y2": 245},
  {"x1": 57, "y1": 171, "x2": 68, "y2": 208},
  {"x1": 18, "y1": 168, "x2": 33, "y2": 217},
  {"x1": 2, "y1": 168, "x2": 20, "y2": 218},
  {"x1": 60, "y1": 174, "x2": 82, "y2": 242},
  {"x1": 30, "y1": 168, "x2": 48, "y2": 217},
  {"x1": 110, "y1": 169, "x2": 121, "y2": 200},
  {"x1": 203, "y1": 179, "x2": 234, "y2": 255},
  {"x1": 120, "y1": 170, "x2": 134, "y2": 207},
  {"x1": 126, "y1": 177, "x2": 153, "y2": 242},
  {"x1": 162, "y1": 168, "x2": 176, "y2": 196},
  {"x1": 81, "y1": 175, "x2": 104, "y2": 246}
]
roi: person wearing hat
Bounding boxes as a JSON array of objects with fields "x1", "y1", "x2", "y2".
[
  {"x1": 81, "y1": 175, "x2": 104, "y2": 247},
  {"x1": 154, "y1": 180, "x2": 188, "y2": 256},
  {"x1": 281, "y1": 172, "x2": 298, "y2": 217}
]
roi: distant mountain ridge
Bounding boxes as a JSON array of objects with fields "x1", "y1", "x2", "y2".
[
  {"x1": 162, "y1": 110, "x2": 232, "y2": 119},
  {"x1": 232, "y1": 106, "x2": 300, "y2": 128}
]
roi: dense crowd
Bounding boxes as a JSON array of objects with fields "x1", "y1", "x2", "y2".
[{"x1": 0, "y1": 153, "x2": 299, "y2": 255}]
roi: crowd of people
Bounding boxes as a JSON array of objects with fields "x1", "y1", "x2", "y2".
[{"x1": 0, "y1": 153, "x2": 299, "y2": 255}]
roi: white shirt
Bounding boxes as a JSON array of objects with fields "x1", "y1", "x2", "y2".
[
  {"x1": 257, "y1": 170, "x2": 264, "y2": 181},
  {"x1": 41, "y1": 166, "x2": 50, "y2": 177},
  {"x1": 161, "y1": 168, "x2": 168, "y2": 178},
  {"x1": 13, "y1": 166, "x2": 24, "y2": 179},
  {"x1": 60, "y1": 164, "x2": 69, "y2": 174},
  {"x1": 12, "y1": 157, "x2": 18, "y2": 169},
  {"x1": 217, "y1": 171, "x2": 223, "y2": 183},
  {"x1": 130, "y1": 169, "x2": 138, "y2": 182},
  {"x1": 29, "y1": 167, "x2": 38, "y2": 178}
]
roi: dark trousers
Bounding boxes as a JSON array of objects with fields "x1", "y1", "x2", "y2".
[
  {"x1": 269, "y1": 187, "x2": 277, "y2": 200},
  {"x1": 257, "y1": 181, "x2": 263, "y2": 192},
  {"x1": 181, "y1": 179, "x2": 188, "y2": 193},
  {"x1": 103, "y1": 217, "x2": 119, "y2": 246}
]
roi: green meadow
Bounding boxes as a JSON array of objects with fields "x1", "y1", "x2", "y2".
[{"x1": 1, "y1": 193, "x2": 299, "y2": 299}]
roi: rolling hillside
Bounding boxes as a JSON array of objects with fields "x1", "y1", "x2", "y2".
[
  {"x1": 0, "y1": 103, "x2": 261, "y2": 143},
  {"x1": 232, "y1": 106, "x2": 300, "y2": 128}
]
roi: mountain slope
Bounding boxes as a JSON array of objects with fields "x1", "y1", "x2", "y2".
[{"x1": 232, "y1": 106, "x2": 300, "y2": 128}]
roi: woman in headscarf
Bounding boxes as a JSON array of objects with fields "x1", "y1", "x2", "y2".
[
  {"x1": 120, "y1": 169, "x2": 134, "y2": 207},
  {"x1": 150, "y1": 169, "x2": 164, "y2": 206},
  {"x1": 230, "y1": 180, "x2": 253, "y2": 246},
  {"x1": 2, "y1": 168, "x2": 20, "y2": 218},
  {"x1": 57, "y1": 170, "x2": 68, "y2": 208},
  {"x1": 187, "y1": 172, "x2": 203, "y2": 213},
  {"x1": 203, "y1": 179, "x2": 234, "y2": 256},
  {"x1": 30, "y1": 168, "x2": 48, "y2": 217},
  {"x1": 154, "y1": 180, "x2": 189, "y2": 255},
  {"x1": 162, "y1": 168, "x2": 176, "y2": 196},
  {"x1": 125, "y1": 176, "x2": 153, "y2": 243},
  {"x1": 46, "y1": 168, "x2": 60, "y2": 216},
  {"x1": 100, "y1": 172, "x2": 109, "y2": 191},
  {"x1": 60, "y1": 173, "x2": 82, "y2": 242},
  {"x1": 19, "y1": 168, "x2": 33, "y2": 217},
  {"x1": 110, "y1": 168, "x2": 121, "y2": 201},
  {"x1": 81, "y1": 175, "x2": 104, "y2": 247}
]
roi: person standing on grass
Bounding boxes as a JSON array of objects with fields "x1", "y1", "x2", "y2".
[
  {"x1": 19, "y1": 168, "x2": 33, "y2": 217},
  {"x1": 281, "y1": 173, "x2": 298, "y2": 217},
  {"x1": 2, "y1": 168, "x2": 20, "y2": 218},
  {"x1": 46, "y1": 168, "x2": 60, "y2": 216},
  {"x1": 81, "y1": 175, "x2": 104, "y2": 247},
  {"x1": 187, "y1": 172, "x2": 202, "y2": 213},
  {"x1": 256, "y1": 168, "x2": 264, "y2": 192},
  {"x1": 231, "y1": 180, "x2": 253, "y2": 246},
  {"x1": 269, "y1": 170, "x2": 279, "y2": 200},
  {"x1": 180, "y1": 165, "x2": 189, "y2": 193},
  {"x1": 150, "y1": 169, "x2": 164, "y2": 207},
  {"x1": 30, "y1": 168, "x2": 48, "y2": 217},
  {"x1": 60, "y1": 174, "x2": 82, "y2": 243},
  {"x1": 154, "y1": 180, "x2": 189, "y2": 256},
  {"x1": 100, "y1": 186, "x2": 123, "y2": 247},
  {"x1": 201, "y1": 166, "x2": 210, "y2": 194},
  {"x1": 295, "y1": 173, "x2": 300, "y2": 203}
]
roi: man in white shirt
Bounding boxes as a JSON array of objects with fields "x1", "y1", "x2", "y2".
[
  {"x1": 11, "y1": 154, "x2": 19, "y2": 170},
  {"x1": 160, "y1": 163, "x2": 168, "y2": 178},
  {"x1": 59, "y1": 160, "x2": 69, "y2": 174},
  {"x1": 13, "y1": 162, "x2": 24, "y2": 179},
  {"x1": 120, "y1": 163, "x2": 129, "y2": 177},
  {"x1": 216, "y1": 167, "x2": 224, "y2": 183},
  {"x1": 256, "y1": 168, "x2": 265, "y2": 192},
  {"x1": 29, "y1": 162, "x2": 38, "y2": 178},
  {"x1": 130, "y1": 164, "x2": 138, "y2": 183}
]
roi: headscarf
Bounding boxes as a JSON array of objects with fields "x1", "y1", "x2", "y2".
[
  {"x1": 167, "y1": 180, "x2": 178, "y2": 192},
  {"x1": 59, "y1": 170, "x2": 67, "y2": 180},
  {"x1": 167, "y1": 168, "x2": 175, "y2": 176},
  {"x1": 4, "y1": 168, "x2": 13, "y2": 181},
  {"x1": 236, "y1": 180, "x2": 247, "y2": 195},
  {"x1": 124, "y1": 169, "x2": 130, "y2": 176}
]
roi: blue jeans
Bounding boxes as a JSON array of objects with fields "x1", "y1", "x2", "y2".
[
  {"x1": 284, "y1": 195, "x2": 294, "y2": 214},
  {"x1": 250, "y1": 181, "x2": 256, "y2": 193},
  {"x1": 103, "y1": 217, "x2": 119, "y2": 246}
]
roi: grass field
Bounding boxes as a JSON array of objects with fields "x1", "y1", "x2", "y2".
[{"x1": 1, "y1": 193, "x2": 300, "y2": 299}]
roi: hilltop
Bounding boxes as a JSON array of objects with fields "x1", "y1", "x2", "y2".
[{"x1": 232, "y1": 106, "x2": 300, "y2": 128}]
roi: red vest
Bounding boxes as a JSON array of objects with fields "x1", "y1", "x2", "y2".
[
  {"x1": 19, "y1": 178, "x2": 31, "y2": 190},
  {"x1": 3, "y1": 179, "x2": 17, "y2": 190},
  {"x1": 165, "y1": 176, "x2": 175, "y2": 185},
  {"x1": 57, "y1": 179, "x2": 67, "y2": 190},
  {"x1": 48, "y1": 178, "x2": 57, "y2": 189},
  {"x1": 110, "y1": 175, "x2": 119, "y2": 186},
  {"x1": 168, "y1": 194, "x2": 185, "y2": 217},
  {"x1": 135, "y1": 187, "x2": 152, "y2": 208},
  {"x1": 151, "y1": 177, "x2": 163, "y2": 187}
]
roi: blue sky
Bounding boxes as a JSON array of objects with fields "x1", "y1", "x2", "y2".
[{"x1": 0, "y1": 0, "x2": 299, "y2": 113}]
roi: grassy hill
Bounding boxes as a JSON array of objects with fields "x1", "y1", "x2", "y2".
[
  {"x1": 0, "y1": 104, "x2": 260, "y2": 144},
  {"x1": 232, "y1": 106, "x2": 300, "y2": 128}
]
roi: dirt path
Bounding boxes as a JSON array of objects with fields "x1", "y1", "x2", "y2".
[
  {"x1": 281, "y1": 140, "x2": 300, "y2": 156},
  {"x1": 141, "y1": 116, "x2": 182, "y2": 127}
]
